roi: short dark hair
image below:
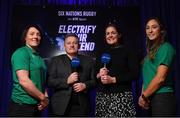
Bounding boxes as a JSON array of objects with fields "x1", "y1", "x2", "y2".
[
  {"x1": 64, "y1": 33, "x2": 79, "y2": 42},
  {"x1": 64, "y1": 33, "x2": 79, "y2": 40},
  {"x1": 105, "y1": 22, "x2": 121, "y2": 35},
  {"x1": 21, "y1": 24, "x2": 43, "y2": 44}
]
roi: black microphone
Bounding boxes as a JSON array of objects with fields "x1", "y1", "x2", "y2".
[{"x1": 101, "y1": 53, "x2": 111, "y2": 68}]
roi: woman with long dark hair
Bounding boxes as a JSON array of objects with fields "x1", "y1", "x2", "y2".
[{"x1": 138, "y1": 17, "x2": 176, "y2": 116}]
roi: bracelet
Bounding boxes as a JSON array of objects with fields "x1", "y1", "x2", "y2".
[{"x1": 142, "y1": 94, "x2": 149, "y2": 102}]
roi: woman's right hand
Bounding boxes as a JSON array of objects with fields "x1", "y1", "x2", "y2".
[
  {"x1": 38, "y1": 96, "x2": 49, "y2": 110},
  {"x1": 138, "y1": 95, "x2": 150, "y2": 110},
  {"x1": 99, "y1": 67, "x2": 109, "y2": 76}
]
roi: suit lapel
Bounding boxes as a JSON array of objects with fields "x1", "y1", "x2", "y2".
[
  {"x1": 62, "y1": 55, "x2": 72, "y2": 75},
  {"x1": 77, "y1": 55, "x2": 83, "y2": 82}
]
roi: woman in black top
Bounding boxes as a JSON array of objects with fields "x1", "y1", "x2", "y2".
[{"x1": 95, "y1": 23, "x2": 139, "y2": 117}]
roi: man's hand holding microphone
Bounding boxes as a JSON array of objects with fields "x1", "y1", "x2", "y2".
[{"x1": 67, "y1": 57, "x2": 86, "y2": 92}]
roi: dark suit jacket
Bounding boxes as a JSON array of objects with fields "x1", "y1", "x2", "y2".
[{"x1": 47, "y1": 54, "x2": 96, "y2": 116}]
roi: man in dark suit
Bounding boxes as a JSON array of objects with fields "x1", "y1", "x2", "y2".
[{"x1": 47, "y1": 33, "x2": 96, "y2": 116}]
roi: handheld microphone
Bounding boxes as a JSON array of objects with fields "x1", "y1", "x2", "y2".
[
  {"x1": 71, "y1": 57, "x2": 80, "y2": 72},
  {"x1": 101, "y1": 53, "x2": 111, "y2": 68},
  {"x1": 71, "y1": 57, "x2": 80, "y2": 84}
]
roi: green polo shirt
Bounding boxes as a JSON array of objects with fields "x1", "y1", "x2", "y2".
[
  {"x1": 142, "y1": 42, "x2": 175, "y2": 93},
  {"x1": 11, "y1": 45, "x2": 46, "y2": 104}
]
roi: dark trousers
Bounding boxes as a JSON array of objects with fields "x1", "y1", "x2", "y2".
[
  {"x1": 65, "y1": 104, "x2": 88, "y2": 117},
  {"x1": 65, "y1": 92, "x2": 88, "y2": 117},
  {"x1": 50, "y1": 94, "x2": 88, "y2": 117},
  {"x1": 50, "y1": 104, "x2": 88, "y2": 117},
  {"x1": 151, "y1": 92, "x2": 176, "y2": 117},
  {"x1": 8, "y1": 100, "x2": 41, "y2": 117}
]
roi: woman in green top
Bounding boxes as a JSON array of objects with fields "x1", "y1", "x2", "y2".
[
  {"x1": 9, "y1": 24, "x2": 49, "y2": 116},
  {"x1": 138, "y1": 17, "x2": 176, "y2": 116}
]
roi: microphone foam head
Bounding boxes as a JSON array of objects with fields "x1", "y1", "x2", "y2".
[
  {"x1": 101, "y1": 53, "x2": 111, "y2": 64},
  {"x1": 71, "y1": 57, "x2": 80, "y2": 68}
]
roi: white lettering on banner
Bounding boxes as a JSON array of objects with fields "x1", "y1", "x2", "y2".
[
  {"x1": 83, "y1": 11, "x2": 96, "y2": 16},
  {"x1": 77, "y1": 34, "x2": 87, "y2": 42},
  {"x1": 66, "y1": 11, "x2": 82, "y2": 16},
  {"x1": 58, "y1": 11, "x2": 96, "y2": 17},
  {"x1": 58, "y1": 24, "x2": 96, "y2": 51},
  {"x1": 79, "y1": 42, "x2": 95, "y2": 51},
  {"x1": 58, "y1": 11, "x2": 64, "y2": 16},
  {"x1": 58, "y1": 25, "x2": 96, "y2": 34}
]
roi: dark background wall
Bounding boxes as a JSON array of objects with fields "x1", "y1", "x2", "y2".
[{"x1": 0, "y1": 0, "x2": 180, "y2": 116}]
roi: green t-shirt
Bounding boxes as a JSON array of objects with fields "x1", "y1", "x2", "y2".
[
  {"x1": 11, "y1": 46, "x2": 46, "y2": 104},
  {"x1": 142, "y1": 42, "x2": 175, "y2": 93}
]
